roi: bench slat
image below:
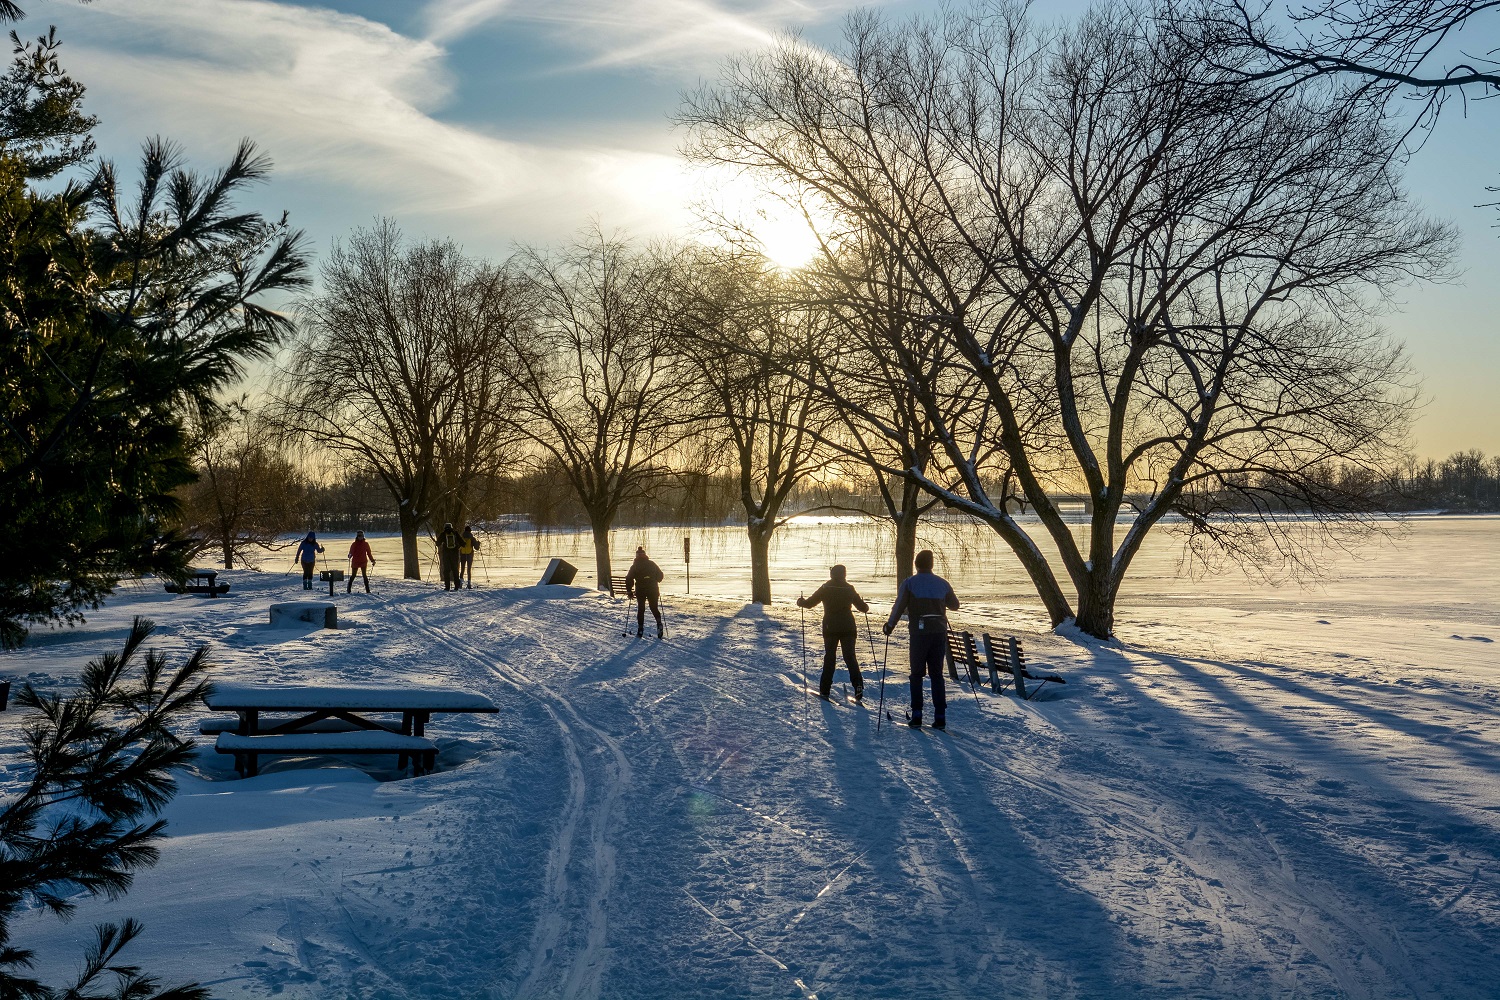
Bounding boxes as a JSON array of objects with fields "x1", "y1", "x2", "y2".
[
  {"x1": 200, "y1": 718, "x2": 368, "y2": 735},
  {"x1": 216, "y1": 732, "x2": 435, "y2": 753}
]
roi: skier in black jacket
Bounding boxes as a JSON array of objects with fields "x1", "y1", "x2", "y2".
[
  {"x1": 437, "y1": 522, "x2": 462, "y2": 591},
  {"x1": 625, "y1": 547, "x2": 665, "y2": 638},
  {"x1": 797, "y1": 564, "x2": 870, "y2": 701}
]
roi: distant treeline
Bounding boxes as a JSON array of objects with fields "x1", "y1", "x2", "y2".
[
  {"x1": 1388, "y1": 451, "x2": 1500, "y2": 512},
  {"x1": 231, "y1": 463, "x2": 881, "y2": 536},
  {"x1": 216, "y1": 447, "x2": 1500, "y2": 545}
]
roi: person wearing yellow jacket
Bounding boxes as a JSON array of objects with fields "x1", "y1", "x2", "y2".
[{"x1": 459, "y1": 525, "x2": 480, "y2": 589}]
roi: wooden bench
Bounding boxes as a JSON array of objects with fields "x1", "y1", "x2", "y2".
[
  {"x1": 609, "y1": 574, "x2": 631, "y2": 599},
  {"x1": 215, "y1": 731, "x2": 437, "y2": 778},
  {"x1": 164, "y1": 570, "x2": 231, "y2": 597},
  {"x1": 945, "y1": 628, "x2": 1065, "y2": 699},
  {"x1": 945, "y1": 629, "x2": 983, "y2": 684},
  {"x1": 982, "y1": 633, "x2": 1065, "y2": 700}
]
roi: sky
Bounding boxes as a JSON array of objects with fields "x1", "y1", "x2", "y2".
[{"x1": 26, "y1": 0, "x2": 1500, "y2": 459}]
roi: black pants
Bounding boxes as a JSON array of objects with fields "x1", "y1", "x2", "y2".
[
  {"x1": 440, "y1": 554, "x2": 459, "y2": 589},
  {"x1": 459, "y1": 555, "x2": 473, "y2": 585},
  {"x1": 635, "y1": 592, "x2": 662, "y2": 634},
  {"x1": 347, "y1": 566, "x2": 370, "y2": 592},
  {"x1": 910, "y1": 632, "x2": 947, "y2": 722},
  {"x1": 301, "y1": 561, "x2": 315, "y2": 589},
  {"x1": 819, "y1": 630, "x2": 863, "y2": 698}
]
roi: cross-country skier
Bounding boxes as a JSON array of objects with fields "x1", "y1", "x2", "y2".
[
  {"x1": 625, "y1": 546, "x2": 665, "y2": 638},
  {"x1": 883, "y1": 549, "x2": 960, "y2": 729},
  {"x1": 459, "y1": 525, "x2": 479, "y2": 588},
  {"x1": 294, "y1": 531, "x2": 323, "y2": 591},
  {"x1": 796, "y1": 564, "x2": 870, "y2": 701},
  {"x1": 347, "y1": 530, "x2": 375, "y2": 593},
  {"x1": 438, "y1": 522, "x2": 462, "y2": 591}
]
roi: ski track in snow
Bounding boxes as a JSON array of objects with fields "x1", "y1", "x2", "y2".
[
  {"x1": 5, "y1": 554, "x2": 1500, "y2": 999},
  {"x1": 387, "y1": 598, "x2": 631, "y2": 1000}
]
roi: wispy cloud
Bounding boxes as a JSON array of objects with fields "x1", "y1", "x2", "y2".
[
  {"x1": 55, "y1": 0, "x2": 694, "y2": 240},
  {"x1": 424, "y1": 0, "x2": 513, "y2": 46},
  {"x1": 425, "y1": 0, "x2": 851, "y2": 74}
]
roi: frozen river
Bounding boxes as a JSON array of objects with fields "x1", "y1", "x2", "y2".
[{"x1": 286, "y1": 513, "x2": 1500, "y2": 626}]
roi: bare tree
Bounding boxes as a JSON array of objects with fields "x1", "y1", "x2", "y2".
[
  {"x1": 501, "y1": 229, "x2": 690, "y2": 588},
  {"x1": 1196, "y1": 1, "x2": 1499, "y2": 109},
  {"x1": 1193, "y1": 2, "x2": 1500, "y2": 214},
  {"x1": 178, "y1": 399, "x2": 301, "y2": 569},
  {"x1": 670, "y1": 250, "x2": 833, "y2": 603},
  {"x1": 680, "y1": 3, "x2": 1455, "y2": 637},
  {"x1": 271, "y1": 221, "x2": 525, "y2": 578}
]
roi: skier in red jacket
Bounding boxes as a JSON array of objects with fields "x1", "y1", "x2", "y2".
[{"x1": 347, "y1": 531, "x2": 376, "y2": 593}]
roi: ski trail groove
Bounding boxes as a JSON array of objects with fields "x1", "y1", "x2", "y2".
[{"x1": 389, "y1": 602, "x2": 632, "y2": 1000}]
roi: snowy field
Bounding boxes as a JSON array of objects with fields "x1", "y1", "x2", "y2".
[{"x1": 4, "y1": 517, "x2": 1498, "y2": 998}]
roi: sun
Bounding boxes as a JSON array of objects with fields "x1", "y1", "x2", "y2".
[
  {"x1": 752, "y1": 207, "x2": 824, "y2": 270},
  {"x1": 694, "y1": 168, "x2": 834, "y2": 271}
]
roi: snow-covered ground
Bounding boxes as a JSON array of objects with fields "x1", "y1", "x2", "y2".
[{"x1": 4, "y1": 518, "x2": 1498, "y2": 998}]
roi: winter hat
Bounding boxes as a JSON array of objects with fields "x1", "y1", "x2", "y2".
[
  {"x1": 444, "y1": 522, "x2": 453, "y2": 530},
  {"x1": 636, "y1": 547, "x2": 647, "y2": 557},
  {"x1": 830, "y1": 564, "x2": 847, "y2": 581},
  {"x1": 355, "y1": 530, "x2": 365, "y2": 539}
]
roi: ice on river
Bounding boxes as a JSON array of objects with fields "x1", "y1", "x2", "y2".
[{"x1": 3, "y1": 517, "x2": 1498, "y2": 998}]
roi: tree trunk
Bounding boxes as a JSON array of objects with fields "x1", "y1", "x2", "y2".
[
  {"x1": 399, "y1": 505, "x2": 422, "y2": 579},
  {"x1": 982, "y1": 514, "x2": 1075, "y2": 628},
  {"x1": 748, "y1": 519, "x2": 772, "y2": 604},
  {"x1": 893, "y1": 478, "x2": 922, "y2": 584},
  {"x1": 591, "y1": 516, "x2": 612, "y2": 590},
  {"x1": 1074, "y1": 566, "x2": 1117, "y2": 639}
]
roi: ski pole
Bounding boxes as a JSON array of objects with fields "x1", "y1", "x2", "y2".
[
  {"x1": 799, "y1": 594, "x2": 809, "y2": 720},
  {"x1": 862, "y1": 611, "x2": 880, "y2": 707},
  {"x1": 876, "y1": 632, "x2": 890, "y2": 734}
]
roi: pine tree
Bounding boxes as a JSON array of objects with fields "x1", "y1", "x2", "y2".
[{"x1": 0, "y1": 617, "x2": 212, "y2": 1000}]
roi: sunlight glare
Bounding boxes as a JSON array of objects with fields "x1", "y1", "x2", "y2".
[{"x1": 754, "y1": 208, "x2": 823, "y2": 270}]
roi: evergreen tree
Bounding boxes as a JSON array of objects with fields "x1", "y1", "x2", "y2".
[
  {"x1": 0, "y1": 33, "x2": 309, "y2": 646},
  {"x1": 0, "y1": 617, "x2": 212, "y2": 1000}
]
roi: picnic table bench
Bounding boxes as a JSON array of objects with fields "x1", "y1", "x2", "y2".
[
  {"x1": 203, "y1": 683, "x2": 498, "y2": 778},
  {"x1": 164, "y1": 570, "x2": 231, "y2": 597}
]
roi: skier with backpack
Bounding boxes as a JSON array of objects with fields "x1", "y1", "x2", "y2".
[
  {"x1": 294, "y1": 531, "x2": 323, "y2": 591},
  {"x1": 625, "y1": 546, "x2": 665, "y2": 638},
  {"x1": 437, "y1": 522, "x2": 462, "y2": 591},
  {"x1": 796, "y1": 564, "x2": 870, "y2": 702},
  {"x1": 883, "y1": 549, "x2": 960, "y2": 729}
]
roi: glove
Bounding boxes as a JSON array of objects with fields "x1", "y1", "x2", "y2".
[{"x1": 882, "y1": 622, "x2": 894, "y2": 636}]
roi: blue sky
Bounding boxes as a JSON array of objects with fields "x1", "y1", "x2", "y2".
[{"x1": 29, "y1": 0, "x2": 1500, "y2": 458}]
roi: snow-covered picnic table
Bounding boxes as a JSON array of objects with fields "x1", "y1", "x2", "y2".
[{"x1": 203, "y1": 683, "x2": 498, "y2": 777}]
